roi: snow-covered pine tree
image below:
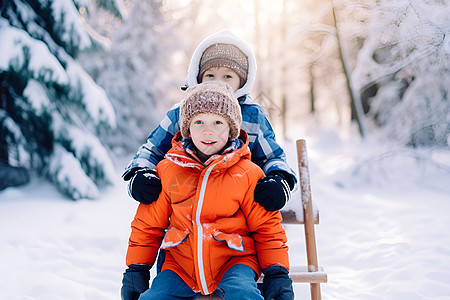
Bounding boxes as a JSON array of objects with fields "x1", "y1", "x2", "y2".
[
  {"x1": 353, "y1": 0, "x2": 450, "y2": 147},
  {"x1": 81, "y1": 0, "x2": 178, "y2": 154},
  {"x1": 0, "y1": 0, "x2": 121, "y2": 199}
]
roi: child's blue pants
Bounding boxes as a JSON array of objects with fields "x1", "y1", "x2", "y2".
[{"x1": 139, "y1": 264, "x2": 263, "y2": 299}]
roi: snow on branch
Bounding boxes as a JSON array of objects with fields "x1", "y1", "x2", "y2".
[
  {"x1": 66, "y1": 61, "x2": 116, "y2": 129},
  {"x1": 47, "y1": 144, "x2": 100, "y2": 200},
  {"x1": 0, "y1": 21, "x2": 68, "y2": 85}
]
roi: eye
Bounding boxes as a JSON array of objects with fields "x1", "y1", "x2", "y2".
[
  {"x1": 214, "y1": 120, "x2": 223, "y2": 125},
  {"x1": 224, "y1": 74, "x2": 233, "y2": 79},
  {"x1": 204, "y1": 73, "x2": 214, "y2": 78},
  {"x1": 193, "y1": 120, "x2": 203, "y2": 124}
]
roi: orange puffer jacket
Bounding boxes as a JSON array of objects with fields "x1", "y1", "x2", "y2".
[{"x1": 126, "y1": 131, "x2": 289, "y2": 295}]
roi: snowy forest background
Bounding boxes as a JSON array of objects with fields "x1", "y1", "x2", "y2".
[
  {"x1": 1, "y1": 0, "x2": 449, "y2": 199},
  {"x1": 1, "y1": 1, "x2": 450, "y2": 300}
]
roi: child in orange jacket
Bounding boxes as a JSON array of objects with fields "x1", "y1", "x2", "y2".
[{"x1": 121, "y1": 81, "x2": 294, "y2": 300}]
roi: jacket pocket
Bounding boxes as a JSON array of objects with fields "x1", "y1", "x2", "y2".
[
  {"x1": 213, "y1": 231, "x2": 244, "y2": 252},
  {"x1": 161, "y1": 227, "x2": 189, "y2": 249}
]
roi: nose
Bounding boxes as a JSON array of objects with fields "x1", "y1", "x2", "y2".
[{"x1": 202, "y1": 127, "x2": 213, "y2": 135}]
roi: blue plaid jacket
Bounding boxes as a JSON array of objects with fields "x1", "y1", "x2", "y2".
[{"x1": 123, "y1": 95, "x2": 297, "y2": 188}]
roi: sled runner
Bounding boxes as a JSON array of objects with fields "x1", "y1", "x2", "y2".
[{"x1": 198, "y1": 139, "x2": 327, "y2": 300}]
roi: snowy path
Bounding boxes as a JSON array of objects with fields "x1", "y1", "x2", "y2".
[
  {"x1": 1, "y1": 128, "x2": 450, "y2": 299},
  {"x1": 0, "y1": 176, "x2": 134, "y2": 299},
  {"x1": 285, "y1": 128, "x2": 450, "y2": 299}
]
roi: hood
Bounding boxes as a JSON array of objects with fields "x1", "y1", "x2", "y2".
[{"x1": 185, "y1": 29, "x2": 257, "y2": 99}]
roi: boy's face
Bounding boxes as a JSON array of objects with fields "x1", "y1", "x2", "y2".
[
  {"x1": 189, "y1": 113, "x2": 230, "y2": 157},
  {"x1": 201, "y1": 67, "x2": 241, "y2": 92}
]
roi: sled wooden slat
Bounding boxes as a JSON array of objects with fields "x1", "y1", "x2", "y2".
[
  {"x1": 289, "y1": 266, "x2": 327, "y2": 284},
  {"x1": 280, "y1": 208, "x2": 319, "y2": 224}
]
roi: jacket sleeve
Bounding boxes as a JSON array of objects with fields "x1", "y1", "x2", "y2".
[
  {"x1": 126, "y1": 190, "x2": 172, "y2": 266},
  {"x1": 242, "y1": 100, "x2": 297, "y2": 189},
  {"x1": 239, "y1": 162, "x2": 290, "y2": 271},
  {"x1": 122, "y1": 105, "x2": 181, "y2": 180}
]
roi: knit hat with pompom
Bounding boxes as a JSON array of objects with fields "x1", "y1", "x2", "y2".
[{"x1": 180, "y1": 81, "x2": 242, "y2": 140}]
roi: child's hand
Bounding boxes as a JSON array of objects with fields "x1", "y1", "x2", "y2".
[
  {"x1": 254, "y1": 171, "x2": 291, "y2": 211},
  {"x1": 262, "y1": 266, "x2": 294, "y2": 300},
  {"x1": 121, "y1": 264, "x2": 150, "y2": 300},
  {"x1": 128, "y1": 168, "x2": 162, "y2": 204}
]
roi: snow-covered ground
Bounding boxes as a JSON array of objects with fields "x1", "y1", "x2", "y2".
[{"x1": 1, "y1": 123, "x2": 450, "y2": 300}]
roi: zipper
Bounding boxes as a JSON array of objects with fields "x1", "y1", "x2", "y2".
[{"x1": 195, "y1": 161, "x2": 220, "y2": 294}]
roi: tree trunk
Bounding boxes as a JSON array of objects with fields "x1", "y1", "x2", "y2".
[
  {"x1": 331, "y1": 2, "x2": 366, "y2": 137},
  {"x1": 309, "y1": 63, "x2": 315, "y2": 113}
]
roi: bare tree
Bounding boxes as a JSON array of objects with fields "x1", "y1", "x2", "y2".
[{"x1": 331, "y1": 1, "x2": 366, "y2": 137}]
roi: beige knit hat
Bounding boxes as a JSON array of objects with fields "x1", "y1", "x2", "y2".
[
  {"x1": 197, "y1": 43, "x2": 249, "y2": 88},
  {"x1": 180, "y1": 81, "x2": 242, "y2": 140}
]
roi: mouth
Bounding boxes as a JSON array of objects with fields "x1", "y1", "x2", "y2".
[{"x1": 201, "y1": 140, "x2": 217, "y2": 145}]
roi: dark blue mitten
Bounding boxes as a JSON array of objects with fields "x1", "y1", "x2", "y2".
[
  {"x1": 262, "y1": 266, "x2": 294, "y2": 300},
  {"x1": 121, "y1": 264, "x2": 151, "y2": 300},
  {"x1": 254, "y1": 171, "x2": 291, "y2": 211},
  {"x1": 128, "y1": 168, "x2": 162, "y2": 204}
]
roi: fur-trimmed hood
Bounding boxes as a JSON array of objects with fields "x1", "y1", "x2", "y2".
[{"x1": 185, "y1": 29, "x2": 257, "y2": 99}]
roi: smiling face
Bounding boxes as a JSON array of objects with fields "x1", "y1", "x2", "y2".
[
  {"x1": 189, "y1": 113, "x2": 230, "y2": 159},
  {"x1": 200, "y1": 67, "x2": 241, "y2": 92}
]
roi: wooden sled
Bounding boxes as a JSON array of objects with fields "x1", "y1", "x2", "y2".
[
  {"x1": 279, "y1": 139, "x2": 327, "y2": 299},
  {"x1": 199, "y1": 139, "x2": 327, "y2": 299}
]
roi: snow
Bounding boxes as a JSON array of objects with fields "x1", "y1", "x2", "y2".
[
  {"x1": 60, "y1": 124, "x2": 116, "y2": 185},
  {"x1": 1, "y1": 123, "x2": 450, "y2": 299},
  {"x1": 0, "y1": 19, "x2": 116, "y2": 129},
  {"x1": 0, "y1": 20, "x2": 68, "y2": 85},
  {"x1": 23, "y1": 79, "x2": 51, "y2": 115},
  {"x1": 66, "y1": 61, "x2": 117, "y2": 129},
  {"x1": 47, "y1": 144, "x2": 100, "y2": 200},
  {"x1": 51, "y1": 0, "x2": 92, "y2": 50}
]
